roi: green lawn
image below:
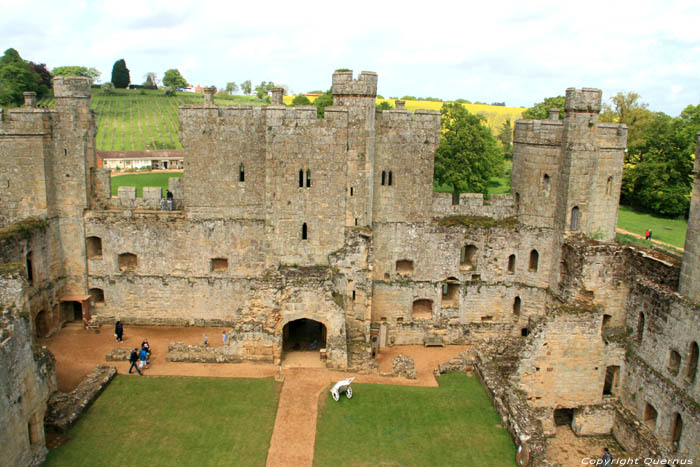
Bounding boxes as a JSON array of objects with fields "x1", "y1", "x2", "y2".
[
  {"x1": 616, "y1": 205, "x2": 687, "y2": 249},
  {"x1": 45, "y1": 376, "x2": 280, "y2": 467},
  {"x1": 314, "y1": 373, "x2": 516, "y2": 467},
  {"x1": 111, "y1": 172, "x2": 183, "y2": 197}
]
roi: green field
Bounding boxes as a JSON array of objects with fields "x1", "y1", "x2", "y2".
[
  {"x1": 314, "y1": 373, "x2": 516, "y2": 467},
  {"x1": 111, "y1": 172, "x2": 183, "y2": 197},
  {"x1": 44, "y1": 376, "x2": 280, "y2": 467},
  {"x1": 38, "y1": 88, "x2": 264, "y2": 151},
  {"x1": 616, "y1": 205, "x2": 687, "y2": 249}
]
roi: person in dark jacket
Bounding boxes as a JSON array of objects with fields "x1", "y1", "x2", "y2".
[
  {"x1": 115, "y1": 321, "x2": 124, "y2": 342},
  {"x1": 128, "y1": 348, "x2": 142, "y2": 375}
]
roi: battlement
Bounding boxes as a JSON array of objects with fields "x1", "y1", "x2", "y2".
[
  {"x1": 332, "y1": 70, "x2": 378, "y2": 97},
  {"x1": 0, "y1": 107, "x2": 54, "y2": 134},
  {"x1": 53, "y1": 76, "x2": 91, "y2": 99},
  {"x1": 564, "y1": 87, "x2": 602, "y2": 113}
]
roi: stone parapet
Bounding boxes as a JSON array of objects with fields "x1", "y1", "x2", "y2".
[{"x1": 432, "y1": 193, "x2": 515, "y2": 219}]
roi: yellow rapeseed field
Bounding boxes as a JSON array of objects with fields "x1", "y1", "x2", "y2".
[{"x1": 282, "y1": 96, "x2": 524, "y2": 135}]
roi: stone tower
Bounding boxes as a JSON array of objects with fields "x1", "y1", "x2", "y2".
[
  {"x1": 51, "y1": 76, "x2": 96, "y2": 292},
  {"x1": 332, "y1": 70, "x2": 378, "y2": 226},
  {"x1": 679, "y1": 135, "x2": 700, "y2": 303}
]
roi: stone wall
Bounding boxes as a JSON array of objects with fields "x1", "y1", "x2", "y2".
[
  {"x1": 0, "y1": 272, "x2": 57, "y2": 467},
  {"x1": 432, "y1": 193, "x2": 515, "y2": 219}
]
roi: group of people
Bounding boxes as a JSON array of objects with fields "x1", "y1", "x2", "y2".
[
  {"x1": 128, "y1": 339, "x2": 151, "y2": 376},
  {"x1": 644, "y1": 229, "x2": 653, "y2": 240},
  {"x1": 160, "y1": 190, "x2": 174, "y2": 211}
]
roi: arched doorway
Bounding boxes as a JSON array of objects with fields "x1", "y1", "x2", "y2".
[
  {"x1": 283, "y1": 318, "x2": 327, "y2": 352},
  {"x1": 35, "y1": 310, "x2": 49, "y2": 338}
]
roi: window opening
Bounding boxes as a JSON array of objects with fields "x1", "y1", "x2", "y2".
[
  {"x1": 507, "y1": 254, "x2": 516, "y2": 274},
  {"x1": 239, "y1": 163, "x2": 245, "y2": 182},
  {"x1": 687, "y1": 342, "x2": 699, "y2": 383},
  {"x1": 302, "y1": 223, "x2": 308, "y2": 240},
  {"x1": 299, "y1": 169, "x2": 304, "y2": 187},
  {"x1": 26, "y1": 252, "x2": 33, "y2": 284},
  {"x1": 529, "y1": 250, "x2": 539, "y2": 272},
  {"x1": 388, "y1": 171, "x2": 393, "y2": 186},
  {"x1": 381, "y1": 171, "x2": 386, "y2": 186},
  {"x1": 306, "y1": 169, "x2": 311, "y2": 187},
  {"x1": 570, "y1": 206, "x2": 580, "y2": 231},
  {"x1": 87, "y1": 236, "x2": 103, "y2": 258}
]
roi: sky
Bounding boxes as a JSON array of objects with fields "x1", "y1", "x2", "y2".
[{"x1": 2, "y1": 0, "x2": 699, "y2": 115}]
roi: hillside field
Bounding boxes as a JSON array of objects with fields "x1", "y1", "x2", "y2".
[{"x1": 37, "y1": 89, "x2": 523, "y2": 151}]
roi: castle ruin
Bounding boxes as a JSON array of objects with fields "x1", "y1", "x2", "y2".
[{"x1": 1, "y1": 71, "x2": 699, "y2": 464}]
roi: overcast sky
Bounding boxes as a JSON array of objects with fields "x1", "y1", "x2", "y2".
[{"x1": 2, "y1": 0, "x2": 699, "y2": 115}]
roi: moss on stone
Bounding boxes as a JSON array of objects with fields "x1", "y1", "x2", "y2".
[
  {"x1": 0, "y1": 218, "x2": 49, "y2": 242},
  {"x1": 435, "y1": 216, "x2": 519, "y2": 229}
]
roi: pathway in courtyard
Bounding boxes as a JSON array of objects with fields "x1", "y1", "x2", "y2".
[{"x1": 616, "y1": 227, "x2": 683, "y2": 251}]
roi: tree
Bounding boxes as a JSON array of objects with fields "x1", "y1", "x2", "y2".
[
  {"x1": 53, "y1": 66, "x2": 101, "y2": 84},
  {"x1": 111, "y1": 59, "x2": 130, "y2": 88},
  {"x1": 241, "y1": 80, "x2": 252, "y2": 95},
  {"x1": 29, "y1": 62, "x2": 51, "y2": 95},
  {"x1": 434, "y1": 102, "x2": 504, "y2": 203},
  {"x1": 255, "y1": 81, "x2": 275, "y2": 100},
  {"x1": 522, "y1": 96, "x2": 565, "y2": 120},
  {"x1": 143, "y1": 72, "x2": 158, "y2": 89},
  {"x1": 0, "y1": 48, "x2": 42, "y2": 107},
  {"x1": 291, "y1": 94, "x2": 311, "y2": 106},
  {"x1": 162, "y1": 69, "x2": 187, "y2": 89},
  {"x1": 377, "y1": 101, "x2": 393, "y2": 110},
  {"x1": 225, "y1": 82, "x2": 238, "y2": 95},
  {"x1": 497, "y1": 119, "x2": 513, "y2": 159},
  {"x1": 314, "y1": 90, "x2": 333, "y2": 118}
]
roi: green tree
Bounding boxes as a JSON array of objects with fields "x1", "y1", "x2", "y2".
[
  {"x1": 521, "y1": 96, "x2": 565, "y2": 120},
  {"x1": 29, "y1": 62, "x2": 51, "y2": 96},
  {"x1": 53, "y1": 65, "x2": 101, "y2": 84},
  {"x1": 435, "y1": 102, "x2": 504, "y2": 203},
  {"x1": 255, "y1": 81, "x2": 275, "y2": 100},
  {"x1": 291, "y1": 94, "x2": 311, "y2": 106},
  {"x1": 0, "y1": 48, "x2": 42, "y2": 107},
  {"x1": 143, "y1": 72, "x2": 158, "y2": 89},
  {"x1": 162, "y1": 69, "x2": 187, "y2": 89},
  {"x1": 225, "y1": 82, "x2": 238, "y2": 94},
  {"x1": 377, "y1": 101, "x2": 393, "y2": 110},
  {"x1": 497, "y1": 119, "x2": 513, "y2": 159},
  {"x1": 314, "y1": 90, "x2": 333, "y2": 118},
  {"x1": 110, "y1": 59, "x2": 130, "y2": 88},
  {"x1": 241, "y1": 80, "x2": 252, "y2": 95}
]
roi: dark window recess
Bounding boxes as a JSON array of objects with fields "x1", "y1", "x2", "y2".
[
  {"x1": 352, "y1": 290, "x2": 356, "y2": 301},
  {"x1": 350, "y1": 187, "x2": 354, "y2": 196},
  {"x1": 239, "y1": 163, "x2": 245, "y2": 182},
  {"x1": 87, "y1": 236, "x2": 103, "y2": 258},
  {"x1": 507, "y1": 254, "x2": 516, "y2": 274},
  {"x1": 302, "y1": 223, "x2": 308, "y2": 240},
  {"x1": 381, "y1": 171, "x2": 386, "y2": 186},
  {"x1": 306, "y1": 169, "x2": 311, "y2": 187},
  {"x1": 388, "y1": 171, "x2": 393, "y2": 186},
  {"x1": 299, "y1": 169, "x2": 304, "y2": 188},
  {"x1": 26, "y1": 252, "x2": 33, "y2": 284},
  {"x1": 529, "y1": 250, "x2": 539, "y2": 272}
]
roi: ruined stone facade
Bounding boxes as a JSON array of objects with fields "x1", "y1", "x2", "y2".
[{"x1": 1, "y1": 72, "x2": 700, "y2": 463}]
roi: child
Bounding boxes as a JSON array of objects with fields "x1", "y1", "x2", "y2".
[
  {"x1": 222, "y1": 330, "x2": 227, "y2": 346},
  {"x1": 203, "y1": 334, "x2": 208, "y2": 347}
]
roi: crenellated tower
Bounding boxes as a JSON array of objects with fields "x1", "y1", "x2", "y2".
[{"x1": 332, "y1": 70, "x2": 378, "y2": 226}]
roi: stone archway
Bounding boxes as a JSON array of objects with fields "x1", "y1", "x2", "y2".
[
  {"x1": 283, "y1": 318, "x2": 327, "y2": 352},
  {"x1": 278, "y1": 309, "x2": 347, "y2": 370}
]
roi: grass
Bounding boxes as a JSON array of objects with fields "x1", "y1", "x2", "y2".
[
  {"x1": 314, "y1": 372, "x2": 516, "y2": 467},
  {"x1": 111, "y1": 172, "x2": 183, "y2": 197},
  {"x1": 44, "y1": 375, "x2": 280, "y2": 467},
  {"x1": 616, "y1": 205, "x2": 687, "y2": 249}
]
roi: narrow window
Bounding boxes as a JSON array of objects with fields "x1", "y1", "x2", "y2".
[
  {"x1": 643, "y1": 403, "x2": 658, "y2": 430},
  {"x1": 461, "y1": 245, "x2": 478, "y2": 268},
  {"x1": 302, "y1": 223, "x2": 308, "y2": 240},
  {"x1": 671, "y1": 413, "x2": 683, "y2": 452},
  {"x1": 507, "y1": 254, "x2": 516, "y2": 274},
  {"x1": 239, "y1": 163, "x2": 245, "y2": 182},
  {"x1": 687, "y1": 342, "x2": 698, "y2": 383},
  {"x1": 515, "y1": 192, "x2": 520, "y2": 211},
  {"x1": 513, "y1": 296, "x2": 521, "y2": 316},
  {"x1": 606, "y1": 176, "x2": 612, "y2": 195},
  {"x1": 26, "y1": 252, "x2": 33, "y2": 284},
  {"x1": 602, "y1": 314, "x2": 612, "y2": 330},
  {"x1": 354, "y1": 218, "x2": 358, "y2": 226},
  {"x1": 350, "y1": 187, "x2": 354, "y2": 197},
  {"x1": 570, "y1": 206, "x2": 580, "y2": 231},
  {"x1": 381, "y1": 171, "x2": 386, "y2": 186},
  {"x1": 543, "y1": 174, "x2": 550, "y2": 197},
  {"x1": 306, "y1": 169, "x2": 311, "y2": 187},
  {"x1": 637, "y1": 312, "x2": 645, "y2": 343},
  {"x1": 521, "y1": 328, "x2": 530, "y2": 337},
  {"x1": 87, "y1": 236, "x2": 103, "y2": 259},
  {"x1": 352, "y1": 290, "x2": 356, "y2": 301},
  {"x1": 388, "y1": 171, "x2": 393, "y2": 186},
  {"x1": 299, "y1": 169, "x2": 304, "y2": 187},
  {"x1": 603, "y1": 365, "x2": 620, "y2": 395},
  {"x1": 668, "y1": 350, "x2": 682, "y2": 376},
  {"x1": 529, "y1": 250, "x2": 539, "y2": 272}
]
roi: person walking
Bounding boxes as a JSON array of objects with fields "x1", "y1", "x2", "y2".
[
  {"x1": 602, "y1": 447, "x2": 613, "y2": 466},
  {"x1": 129, "y1": 348, "x2": 142, "y2": 375},
  {"x1": 645, "y1": 229, "x2": 650, "y2": 240},
  {"x1": 203, "y1": 334, "x2": 208, "y2": 347},
  {"x1": 222, "y1": 330, "x2": 227, "y2": 346},
  {"x1": 115, "y1": 321, "x2": 123, "y2": 342},
  {"x1": 166, "y1": 189, "x2": 174, "y2": 211},
  {"x1": 139, "y1": 347, "x2": 148, "y2": 370}
]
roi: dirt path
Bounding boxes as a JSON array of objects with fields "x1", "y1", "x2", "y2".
[
  {"x1": 616, "y1": 227, "x2": 683, "y2": 251},
  {"x1": 546, "y1": 425, "x2": 627, "y2": 467}
]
